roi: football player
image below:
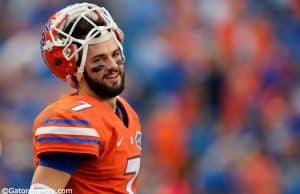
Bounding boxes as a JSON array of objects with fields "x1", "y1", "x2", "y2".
[{"x1": 29, "y1": 3, "x2": 142, "y2": 194}]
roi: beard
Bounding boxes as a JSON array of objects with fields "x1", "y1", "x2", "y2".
[{"x1": 83, "y1": 70, "x2": 125, "y2": 99}]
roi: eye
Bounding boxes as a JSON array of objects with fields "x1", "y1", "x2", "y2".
[
  {"x1": 93, "y1": 56, "x2": 106, "y2": 64},
  {"x1": 93, "y1": 58, "x2": 101, "y2": 63},
  {"x1": 112, "y1": 50, "x2": 121, "y2": 58}
]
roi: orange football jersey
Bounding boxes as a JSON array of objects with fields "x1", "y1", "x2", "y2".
[{"x1": 32, "y1": 93, "x2": 142, "y2": 194}]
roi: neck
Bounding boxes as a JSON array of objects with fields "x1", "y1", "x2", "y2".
[
  {"x1": 105, "y1": 98, "x2": 117, "y2": 110},
  {"x1": 77, "y1": 87, "x2": 117, "y2": 111}
]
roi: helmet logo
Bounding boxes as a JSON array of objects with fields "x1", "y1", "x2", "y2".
[
  {"x1": 40, "y1": 31, "x2": 46, "y2": 46},
  {"x1": 45, "y1": 20, "x2": 54, "y2": 32}
]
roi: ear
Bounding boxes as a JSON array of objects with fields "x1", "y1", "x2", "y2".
[
  {"x1": 74, "y1": 72, "x2": 83, "y2": 82},
  {"x1": 66, "y1": 74, "x2": 77, "y2": 89},
  {"x1": 65, "y1": 73, "x2": 82, "y2": 89}
]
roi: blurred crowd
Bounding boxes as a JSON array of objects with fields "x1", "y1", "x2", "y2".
[{"x1": 0, "y1": 0, "x2": 300, "y2": 193}]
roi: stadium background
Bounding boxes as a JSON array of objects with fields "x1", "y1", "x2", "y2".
[{"x1": 0, "y1": 0, "x2": 300, "y2": 193}]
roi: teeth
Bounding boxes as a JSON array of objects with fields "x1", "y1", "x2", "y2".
[{"x1": 106, "y1": 72, "x2": 119, "y2": 79}]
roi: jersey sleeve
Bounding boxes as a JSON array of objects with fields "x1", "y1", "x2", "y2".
[{"x1": 33, "y1": 105, "x2": 101, "y2": 159}]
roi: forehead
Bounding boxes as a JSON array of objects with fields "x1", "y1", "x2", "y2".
[{"x1": 87, "y1": 37, "x2": 119, "y2": 58}]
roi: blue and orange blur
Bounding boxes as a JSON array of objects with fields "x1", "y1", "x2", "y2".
[{"x1": 0, "y1": 0, "x2": 300, "y2": 194}]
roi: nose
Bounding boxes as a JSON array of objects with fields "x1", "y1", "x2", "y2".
[{"x1": 105, "y1": 56, "x2": 119, "y2": 70}]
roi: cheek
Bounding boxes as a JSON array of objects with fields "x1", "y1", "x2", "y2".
[
  {"x1": 97, "y1": 73, "x2": 106, "y2": 82},
  {"x1": 88, "y1": 70, "x2": 105, "y2": 82},
  {"x1": 119, "y1": 65, "x2": 125, "y2": 73}
]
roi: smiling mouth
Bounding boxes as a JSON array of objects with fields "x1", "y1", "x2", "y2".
[{"x1": 104, "y1": 72, "x2": 120, "y2": 80}]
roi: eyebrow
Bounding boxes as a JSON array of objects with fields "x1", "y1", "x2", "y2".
[{"x1": 90, "y1": 48, "x2": 120, "y2": 60}]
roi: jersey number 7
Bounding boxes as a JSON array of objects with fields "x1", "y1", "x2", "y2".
[{"x1": 125, "y1": 157, "x2": 141, "y2": 194}]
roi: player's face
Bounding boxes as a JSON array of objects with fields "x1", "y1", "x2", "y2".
[{"x1": 84, "y1": 37, "x2": 125, "y2": 99}]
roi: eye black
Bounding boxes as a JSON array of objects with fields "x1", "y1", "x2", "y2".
[
  {"x1": 116, "y1": 59, "x2": 124, "y2": 65},
  {"x1": 91, "y1": 65, "x2": 105, "y2": 72}
]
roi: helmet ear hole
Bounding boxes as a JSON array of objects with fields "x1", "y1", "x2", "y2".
[{"x1": 55, "y1": 58, "x2": 62, "y2": 66}]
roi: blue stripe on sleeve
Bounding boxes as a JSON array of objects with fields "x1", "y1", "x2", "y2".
[
  {"x1": 42, "y1": 119, "x2": 90, "y2": 125},
  {"x1": 37, "y1": 137, "x2": 100, "y2": 145},
  {"x1": 39, "y1": 153, "x2": 87, "y2": 174}
]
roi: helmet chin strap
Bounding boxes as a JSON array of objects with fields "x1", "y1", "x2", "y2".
[
  {"x1": 77, "y1": 43, "x2": 89, "y2": 73},
  {"x1": 77, "y1": 31, "x2": 124, "y2": 74}
]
